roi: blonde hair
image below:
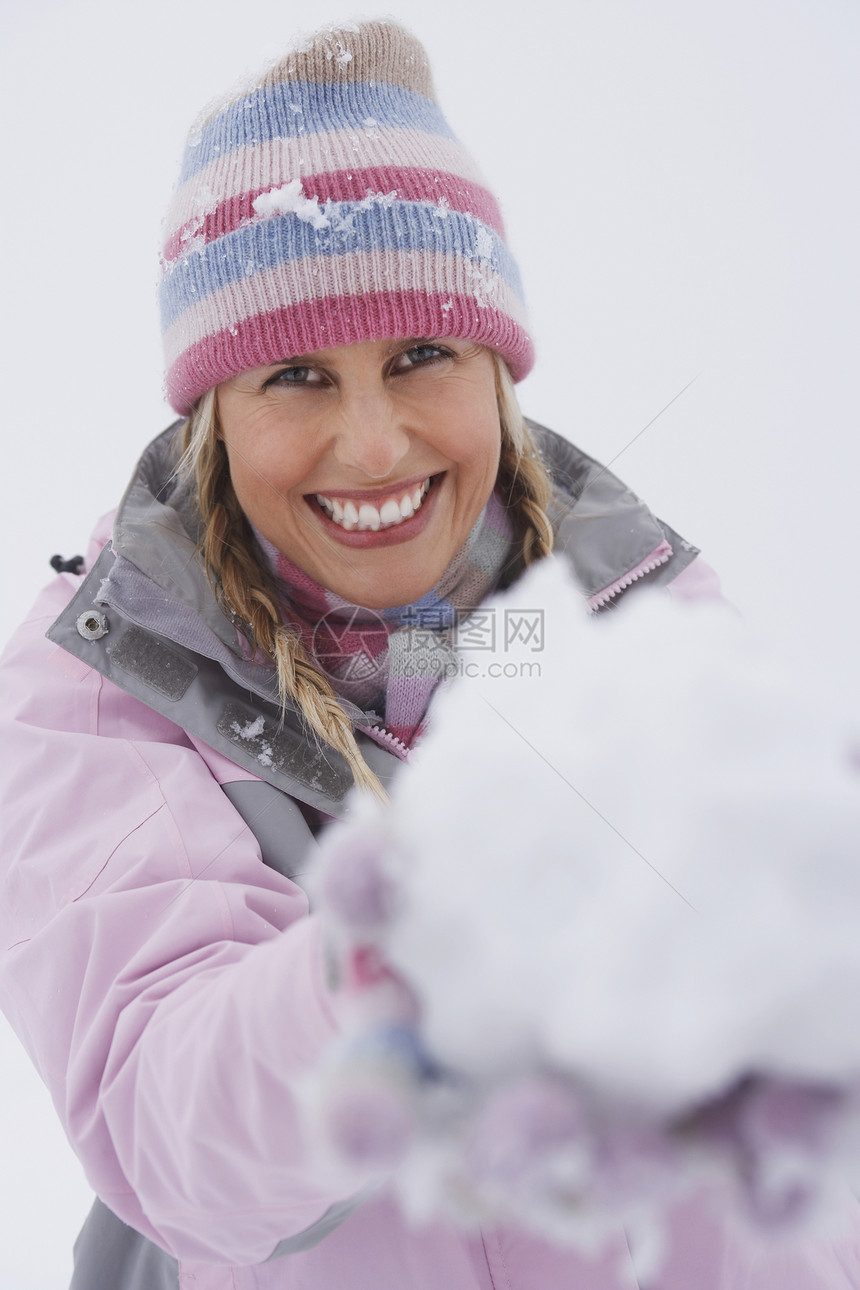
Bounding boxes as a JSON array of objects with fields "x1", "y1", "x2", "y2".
[
  {"x1": 492, "y1": 355, "x2": 555, "y2": 566},
  {"x1": 179, "y1": 352, "x2": 555, "y2": 799}
]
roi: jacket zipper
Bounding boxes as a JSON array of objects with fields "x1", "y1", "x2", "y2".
[
  {"x1": 357, "y1": 723, "x2": 412, "y2": 762},
  {"x1": 587, "y1": 539, "x2": 673, "y2": 612}
]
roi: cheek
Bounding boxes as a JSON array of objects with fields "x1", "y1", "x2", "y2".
[
  {"x1": 226, "y1": 438, "x2": 311, "y2": 518},
  {"x1": 426, "y1": 387, "x2": 500, "y2": 477},
  {"x1": 452, "y1": 415, "x2": 502, "y2": 487},
  {"x1": 229, "y1": 463, "x2": 265, "y2": 523},
  {"x1": 222, "y1": 445, "x2": 262, "y2": 512},
  {"x1": 218, "y1": 394, "x2": 314, "y2": 505}
]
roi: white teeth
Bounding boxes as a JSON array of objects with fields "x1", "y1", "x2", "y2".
[
  {"x1": 358, "y1": 503, "x2": 381, "y2": 531},
  {"x1": 317, "y1": 479, "x2": 433, "y2": 531}
]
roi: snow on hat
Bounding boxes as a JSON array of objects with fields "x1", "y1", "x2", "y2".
[{"x1": 159, "y1": 19, "x2": 534, "y2": 415}]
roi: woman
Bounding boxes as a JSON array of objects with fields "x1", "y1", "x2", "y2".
[{"x1": 0, "y1": 19, "x2": 750, "y2": 1290}]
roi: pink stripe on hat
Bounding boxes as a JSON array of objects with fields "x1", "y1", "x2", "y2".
[
  {"x1": 163, "y1": 168, "x2": 504, "y2": 265},
  {"x1": 167, "y1": 290, "x2": 534, "y2": 414},
  {"x1": 163, "y1": 247, "x2": 527, "y2": 370},
  {"x1": 163, "y1": 129, "x2": 489, "y2": 245}
]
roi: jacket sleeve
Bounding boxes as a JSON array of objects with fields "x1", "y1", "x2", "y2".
[
  {"x1": 664, "y1": 554, "x2": 732, "y2": 606},
  {"x1": 0, "y1": 567, "x2": 359, "y2": 1265}
]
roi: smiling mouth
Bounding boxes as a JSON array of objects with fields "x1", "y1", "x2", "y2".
[{"x1": 313, "y1": 477, "x2": 435, "y2": 532}]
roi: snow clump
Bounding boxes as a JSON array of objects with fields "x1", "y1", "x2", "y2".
[
  {"x1": 310, "y1": 557, "x2": 860, "y2": 1258},
  {"x1": 253, "y1": 179, "x2": 330, "y2": 231}
]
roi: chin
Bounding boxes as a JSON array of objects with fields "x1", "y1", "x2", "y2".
[
  {"x1": 323, "y1": 553, "x2": 446, "y2": 611},
  {"x1": 345, "y1": 581, "x2": 435, "y2": 611},
  {"x1": 329, "y1": 566, "x2": 440, "y2": 610}
]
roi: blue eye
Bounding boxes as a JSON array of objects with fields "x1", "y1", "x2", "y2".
[
  {"x1": 394, "y1": 344, "x2": 452, "y2": 371},
  {"x1": 267, "y1": 366, "x2": 316, "y2": 386}
]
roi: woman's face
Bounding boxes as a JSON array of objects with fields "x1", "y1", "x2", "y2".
[{"x1": 217, "y1": 338, "x2": 502, "y2": 609}]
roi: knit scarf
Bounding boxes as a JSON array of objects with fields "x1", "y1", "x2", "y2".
[{"x1": 254, "y1": 493, "x2": 515, "y2": 748}]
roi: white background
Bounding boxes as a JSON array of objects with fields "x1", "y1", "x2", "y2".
[{"x1": 1, "y1": 1, "x2": 858, "y2": 1284}]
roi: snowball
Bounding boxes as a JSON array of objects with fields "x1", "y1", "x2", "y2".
[{"x1": 311, "y1": 559, "x2": 860, "y2": 1250}]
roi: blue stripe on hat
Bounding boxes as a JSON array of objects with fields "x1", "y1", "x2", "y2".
[
  {"x1": 159, "y1": 202, "x2": 525, "y2": 331},
  {"x1": 180, "y1": 79, "x2": 455, "y2": 183}
]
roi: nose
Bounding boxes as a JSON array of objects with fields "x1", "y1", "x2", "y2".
[{"x1": 330, "y1": 387, "x2": 411, "y2": 480}]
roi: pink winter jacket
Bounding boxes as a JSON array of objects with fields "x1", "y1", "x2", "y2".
[{"x1": 3, "y1": 425, "x2": 860, "y2": 1290}]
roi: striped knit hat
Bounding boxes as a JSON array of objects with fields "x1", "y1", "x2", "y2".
[{"x1": 160, "y1": 20, "x2": 534, "y2": 414}]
